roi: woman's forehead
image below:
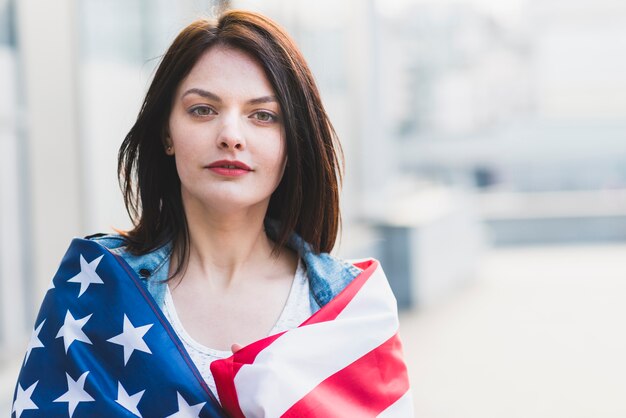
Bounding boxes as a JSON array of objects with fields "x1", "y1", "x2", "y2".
[{"x1": 177, "y1": 46, "x2": 276, "y2": 100}]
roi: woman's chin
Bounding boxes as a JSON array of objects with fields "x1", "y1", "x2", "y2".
[{"x1": 196, "y1": 198, "x2": 270, "y2": 219}]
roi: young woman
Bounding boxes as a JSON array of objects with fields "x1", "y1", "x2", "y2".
[{"x1": 13, "y1": 10, "x2": 412, "y2": 417}]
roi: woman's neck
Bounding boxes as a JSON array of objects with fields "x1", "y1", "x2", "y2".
[{"x1": 175, "y1": 197, "x2": 278, "y2": 289}]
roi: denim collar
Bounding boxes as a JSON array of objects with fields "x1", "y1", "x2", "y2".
[{"x1": 90, "y1": 223, "x2": 360, "y2": 312}]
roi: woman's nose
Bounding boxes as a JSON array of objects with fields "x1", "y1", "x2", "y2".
[{"x1": 217, "y1": 115, "x2": 245, "y2": 151}]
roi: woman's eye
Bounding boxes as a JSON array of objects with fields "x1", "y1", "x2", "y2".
[
  {"x1": 189, "y1": 106, "x2": 215, "y2": 117},
  {"x1": 252, "y1": 111, "x2": 277, "y2": 123}
]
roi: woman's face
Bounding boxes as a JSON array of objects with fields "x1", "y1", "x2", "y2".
[{"x1": 167, "y1": 46, "x2": 286, "y2": 216}]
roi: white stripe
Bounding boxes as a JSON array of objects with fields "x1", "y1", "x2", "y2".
[
  {"x1": 235, "y1": 264, "x2": 399, "y2": 417},
  {"x1": 377, "y1": 390, "x2": 415, "y2": 417}
]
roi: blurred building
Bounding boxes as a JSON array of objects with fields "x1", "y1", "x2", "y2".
[
  {"x1": 0, "y1": 0, "x2": 25, "y2": 369},
  {"x1": 378, "y1": 0, "x2": 626, "y2": 244},
  {"x1": 380, "y1": 0, "x2": 626, "y2": 188}
]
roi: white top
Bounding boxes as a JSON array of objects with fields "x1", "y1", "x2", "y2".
[{"x1": 162, "y1": 258, "x2": 312, "y2": 402}]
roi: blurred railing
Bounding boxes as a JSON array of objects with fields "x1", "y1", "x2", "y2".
[{"x1": 480, "y1": 189, "x2": 626, "y2": 244}]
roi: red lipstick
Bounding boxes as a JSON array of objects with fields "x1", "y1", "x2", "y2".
[{"x1": 206, "y1": 160, "x2": 252, "y2": 177}]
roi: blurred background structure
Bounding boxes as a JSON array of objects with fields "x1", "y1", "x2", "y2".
[{"x1": 2, "y1": 0, "x2": 626, "y2": 416}]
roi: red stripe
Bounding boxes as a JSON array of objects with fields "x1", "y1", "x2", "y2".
[
  {"x1": 211, "y1": 332, "x2": 285, "y2": 418},
  {"x1": 281, "y1": 333, "x2": 410, "y2": 418}
]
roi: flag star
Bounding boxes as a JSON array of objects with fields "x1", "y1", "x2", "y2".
[
  {"x1": 67, "y1": 254, "x2": 104, "y2": 297},
  {"x1": 107, "y1": 315, "x2": 153, "y2": 365},
  {"x1": 24, "y1": 319, "x2": 46, "y2": 364},
  {"x1": 56, "y1": 310, "x2": 93, "y2": 353},
  {"x1": 165, "y1": 392, "x2": 206, "y2": 418},
  {"x1": 116, "y1": 382, "x2": 144, "y2": 417},
  {"x1": 54, "y1": 371, "x2": 95, "y2": 418},
  {"x1": 12, "y1": 381, "x2": 38, "y2": 418}
]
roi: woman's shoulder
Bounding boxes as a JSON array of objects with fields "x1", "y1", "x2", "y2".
[
  {"x1": 83, "y1": 233, "x2": 171, "y2": 296},
  {"x1": 84, "y1": 232, "x2": 128, "y2": 252},
  {"x1": 302, "y1": 250, "x2": 365, "y2": 308},
  {"x1": 83, "y1": 233, "x2": 171, "y2": 269}
]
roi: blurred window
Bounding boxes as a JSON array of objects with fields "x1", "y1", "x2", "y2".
[{"x1": 0, "y1": 0, "x2": 29, "y2": 355}]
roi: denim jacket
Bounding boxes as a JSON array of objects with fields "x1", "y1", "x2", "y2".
[{"x1": 87, "y1": 226, "x2": 362, "y2": 313}]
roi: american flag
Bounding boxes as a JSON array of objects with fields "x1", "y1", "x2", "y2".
[
  {"x1": 12, "y1": 239, "x2": 225, "y2": 417},
  {"x1": 13, "y1": 240, "x2": 413, "y2": 417}
]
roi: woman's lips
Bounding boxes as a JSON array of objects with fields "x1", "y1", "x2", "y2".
[{"x1": 206, "y1": 160, "x2": 252, "y2": 177}]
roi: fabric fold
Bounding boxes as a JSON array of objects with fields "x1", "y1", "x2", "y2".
[{"x1": 211, "y1": 259, "x2": 414, "y2": 417}]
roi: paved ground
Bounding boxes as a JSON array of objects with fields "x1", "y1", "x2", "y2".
[{"x1": 399, "y1": 244, "x2": 626, "y2": 418}]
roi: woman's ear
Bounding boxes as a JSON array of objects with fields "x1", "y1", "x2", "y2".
[
  {"x1": 165, "y1": 140, "x2": 174, "y2": 156},
  {"x1": 164, "y1": 131, "x2": 174, "y2": 155}
]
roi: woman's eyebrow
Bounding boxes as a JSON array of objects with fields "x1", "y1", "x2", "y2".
[
  {"x1": 247, "y1": 95, "x2": 278, "y2": 105},
  {"x1": 181, "y1": 88, "x2": 277, "y2": 105},
  {"x1": 181, "y1": 88, "x2": 221, "y2": 102}
]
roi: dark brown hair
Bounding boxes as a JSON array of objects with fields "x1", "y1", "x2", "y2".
[{"x1": 118, "y1": 10, "x2": 342, "y2": 276}]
